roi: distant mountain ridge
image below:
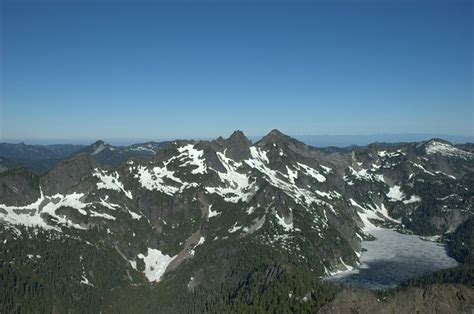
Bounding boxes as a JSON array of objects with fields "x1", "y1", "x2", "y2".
[
  {"x1": 2, "y1": 136, "x2": 472, "y2": 175},
  {"x1": 293, "y1": 134, "x2": 474, "y2": 148},
  {"x1": 0, "y1": 141, "x2": 168, "y2": 174},
  {"x1": 0, "y1": 142, "x2": 85, "y2": 160}
]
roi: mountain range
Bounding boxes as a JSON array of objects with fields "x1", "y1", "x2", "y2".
[{"x1": 0, "y1": 130, "x2": 473, "y2": 312}]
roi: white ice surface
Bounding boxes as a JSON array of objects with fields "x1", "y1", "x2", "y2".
[{"x1": 327, "y1": 228, "x2": 458, "y2": 289}]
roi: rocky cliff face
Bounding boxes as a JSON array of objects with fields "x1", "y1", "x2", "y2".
[{"x1": 0, "y1": 168, "x2": 40, "y2": 206}]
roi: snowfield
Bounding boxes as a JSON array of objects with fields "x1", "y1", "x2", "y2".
[
  {"x1": 136, "y1": 248, "x2": 176, "y2": 282},
  {"x1": 0, "y1": 190, "x2": 140, "y2": 231},
  {"x1": 0, "y1": 191, "x2": 89, "y2": 231},
  {"x1": 387, "y1": 185, "x2": 404, "y2": 201}
]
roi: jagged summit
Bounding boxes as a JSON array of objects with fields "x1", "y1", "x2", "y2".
[
  {"x1": 228, "y1": 130, "x2": 248, "y2": 142},
  {"x1": 213, "y1": 130, "x2": 250, "y2": 144},
  {"x1": 220, "y1": 130, "x2": 252, "y2": 160},
  {"x1": 228, "y1": 130, "x2": 251, "y2": 145}
]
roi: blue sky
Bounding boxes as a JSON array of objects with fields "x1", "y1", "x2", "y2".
[{"x1": 1, "y1": 0, "x2": 473, "y2": 143}]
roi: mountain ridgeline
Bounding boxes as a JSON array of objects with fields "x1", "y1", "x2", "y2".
[
  {"x1": 0, "y1": 141, "x2": 168, "y2": 174},
  {"x1": 0, "y1": 130, "x2": 473, "y2": 312}
]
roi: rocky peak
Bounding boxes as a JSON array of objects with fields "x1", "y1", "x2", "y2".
[
  {"x1": 267, "y1": 129, "x2": 286, "y2": 138},
  {"x1": 257, "y1": 129, "x2": 306, "y2": 151},
  {"x1": 228, "y1": 130, "x2": 251, "y2": 146},
  {"x1": 89, "y1": 140, "x2": 112, "y2": 156},
  {"x1": 257, "y1": 129, "x2": 289, "y2": 144},
  {"x1": 221, "y1": 130, "x2": 252, "y2": 161},
  {"x1": 0, "y1": 167, "x2": 40, "y2": 206},
  {"x1": 92, "y1": 140, "x2": 106, "y2": 147}
]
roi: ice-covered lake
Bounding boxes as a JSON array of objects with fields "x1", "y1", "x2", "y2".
[{"x1": 327, "y1": 228, "x2": 458, "y2": 290}]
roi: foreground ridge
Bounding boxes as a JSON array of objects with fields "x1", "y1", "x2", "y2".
[{"x1": 0, "y1": 130, "x2": 473, "y2": 312}]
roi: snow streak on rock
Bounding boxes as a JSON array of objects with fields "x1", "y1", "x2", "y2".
[
  {"x1": 205, "y1": 151, "x2": 256, "y2": 203},
  {"x1": 0, "y1": 190, "x2": 89, "y2": 231},
  {"x1": 177, "y1": 144, "x2": 207, "y2": 174},
  {"x1": 93, "y1": 169, "x2": 133, "y2": 199}
]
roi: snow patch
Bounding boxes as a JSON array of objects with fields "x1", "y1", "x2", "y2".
[
  {"x1": 137, "y1": 248, "x2": 176, "y2": 283},
  {"x1": 205, "y1": 151, "x2": 256, "y2": 203},
  {"x1": 286, "y1": 166, "x2": 298, "y2": 184},
  {"x1": 346, "y1": 167, "x2": 384, "y2": 183},
  {"x1": 387, "y1": 185, "x2": 404, "y2": 202},
  {"x1": 80, "y1": 274, "x2": 94, "y2": 286},
  {"x1": 0, "y1": 190, "x2": 89, "y2": 231},
  {"x1": 89, "y1": 210, "x2": 116, "y2": 220},
  {"x1": 246, "y1": 206, "x2": 255, "y2": 215},
  {"x1": 207, "y1": 205, "x2": 220, "y2": 219},
  {"x1": 228, "y1": 222, "x2": 248, "y2": 233},
  {"x1": 275, "y1": 213, "x2": 293, "y2": 231},
  {"x1": 93, "y1": 169, "x2": 133, "y2": 199},
  {"x1": 91, "y1": 143, "x2": 107, "y2": 156},
  {"x1": 378, "y1": 150, "x2": 403, "y2": 158},
  {"x1": 350, "y1": 199, "x2": 400, "y2": 231},
  {"x1": 403, "y1": 195, "x2": 422, "y2": 204},
  {"x1": 297, "y1": 163, "x2": 326, "y2": 182},
  {"x1": 196, "y1": 236, "x2": 205, "y2": 246},
  {"x1": 133, "y1": 160, "x2": 195, "y2": 196},
  {"x1": 320, "y1": 165, "x2": 332, "y2": 174},
  {"x1": 177, "y1": 144, "x2": 207, "y2": 174}
]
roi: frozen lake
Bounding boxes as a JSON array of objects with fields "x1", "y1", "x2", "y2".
[{"x1": 327, "y1": 228, "x2": 458, "y2": 290}]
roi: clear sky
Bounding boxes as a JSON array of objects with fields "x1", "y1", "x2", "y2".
[{"x1": 1, "y1": 0, "x2": 473, "y2": 143}]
